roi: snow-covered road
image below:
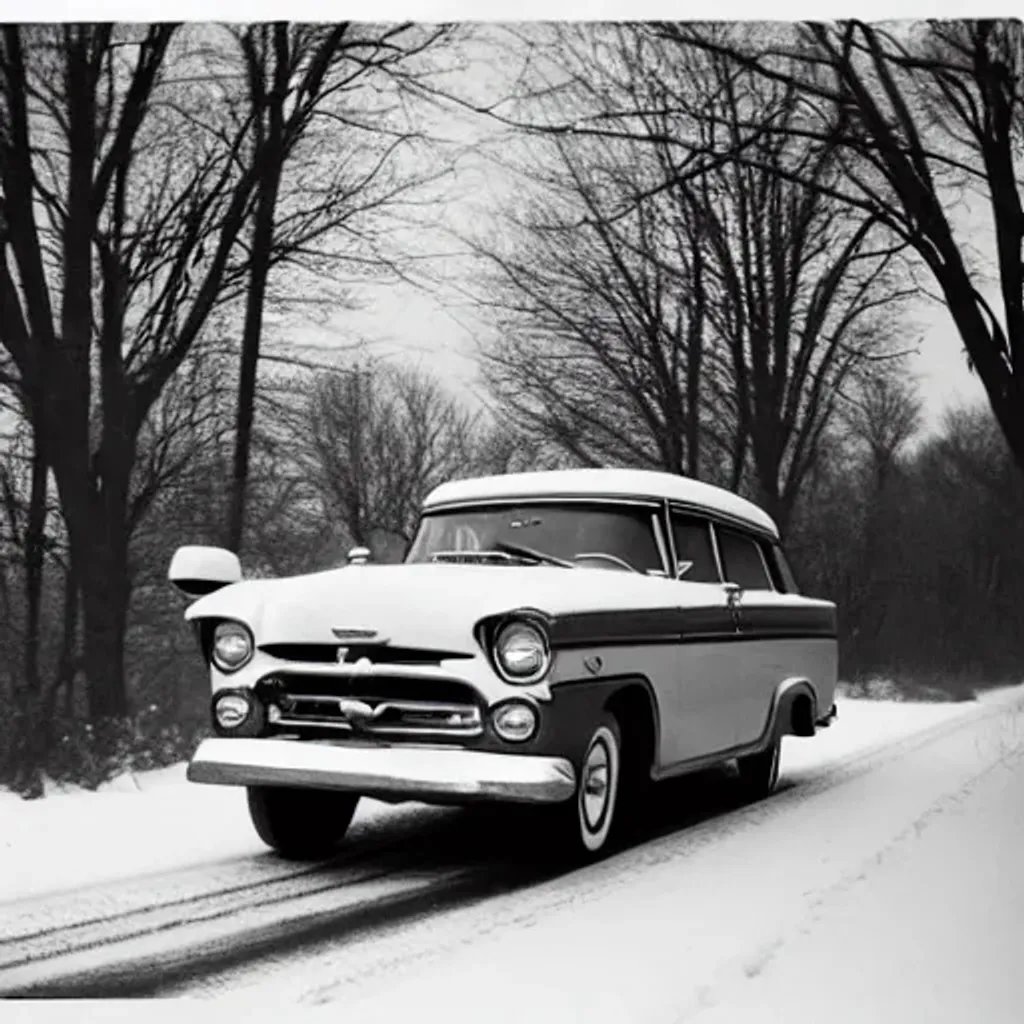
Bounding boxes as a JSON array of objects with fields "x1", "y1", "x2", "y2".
[{"x1": 2, "y1": 686, "x2": 1023, "y2": 1021}]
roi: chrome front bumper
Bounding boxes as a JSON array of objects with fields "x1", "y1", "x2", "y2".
[{"x1": 187, "y1": 738, "x2": 578, "y2": 805}]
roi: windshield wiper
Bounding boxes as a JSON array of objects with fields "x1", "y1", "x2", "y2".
[{"x1": 491, "y1": 540, "x2": 575, "y2": 568}]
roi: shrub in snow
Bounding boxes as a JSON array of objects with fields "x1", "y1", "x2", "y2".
[{"x1": 2, "y1": 705, "x2": 210, "y2": 799}]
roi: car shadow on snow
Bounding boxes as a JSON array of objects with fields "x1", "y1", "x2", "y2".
[{"x1": 379, "y1": 761, "x2": 779, "y2": 875}]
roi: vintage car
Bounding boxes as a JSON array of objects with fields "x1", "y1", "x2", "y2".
[{"x1": 170, "y1": 468, "x2": 838, "y2": 861}]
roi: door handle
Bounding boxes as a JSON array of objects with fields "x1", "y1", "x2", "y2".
[{"x1": 723, "y1": 583, "x2": 742, "y2": 631}]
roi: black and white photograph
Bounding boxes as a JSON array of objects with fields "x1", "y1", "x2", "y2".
[{"x1": 0, "y1": 2, "x2": 1021, "y2": 1020}]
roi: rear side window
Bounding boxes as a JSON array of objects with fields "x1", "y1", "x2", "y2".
[
  {"x1": 670, "y1": 513, "x2": 720, "y2": 583},
  {"x1": 768, "y1": 544, "x2": 800, "y2": 594},
  {"x1": 716, "y1": 527, "x2": 773, "y2": 590}
]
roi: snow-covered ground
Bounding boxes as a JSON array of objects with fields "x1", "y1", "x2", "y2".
[
  {"x1": 2, "y1": 685, "x2": 1022, "y2": 1023},
  {"x1": 0, "y1": 693, "x2": 977, "y2": 905},
  {"x1": 0, "y1": 756, "x2": 450, "y2": 905},
  {"x1": 215, "y1": 683, "x2": 1023, "y2": 1024}
]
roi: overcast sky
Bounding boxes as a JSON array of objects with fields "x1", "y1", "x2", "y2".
[
  {"x1": 15, "y1": 1, "x2": 1002, "y2": 435},
  {"x1": 272, "y1": 14, "x2": 998, "y2": 435}
]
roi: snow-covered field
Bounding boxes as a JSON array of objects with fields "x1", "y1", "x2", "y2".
[{"x1": 2, "y1": 685, "x2": 1023, "y2": 1023}]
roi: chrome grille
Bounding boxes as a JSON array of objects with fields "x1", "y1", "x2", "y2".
[
  {"x1": 255, "y1": 672, "x2": 483, "y2": 740},
  {"x1": 269, "y1": 695, "x2": 482, "y2": 737}
]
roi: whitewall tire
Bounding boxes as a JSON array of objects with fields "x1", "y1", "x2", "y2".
[{"x1": 547, "y1": 713, "x2": 622, "y2": 860}]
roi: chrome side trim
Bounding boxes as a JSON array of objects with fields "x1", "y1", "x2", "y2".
[
  {"x1": 187, "y1": 738, "x2": 578, "y2": 805},
  {"x1": 651, "y1": 675, "x2": 817, "y2": 782}
]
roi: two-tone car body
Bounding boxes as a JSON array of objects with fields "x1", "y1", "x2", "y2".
[{"x1": 171, "y1": 468, "x2": 838, "y2": 859}]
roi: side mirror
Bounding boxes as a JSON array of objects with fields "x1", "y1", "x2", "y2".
[
  {"x1": 169, "y1": 545, "x2": 242, "y2": 600},
  {"x1": 347, "y1": 546, "x2": 371, "y2": 566}
]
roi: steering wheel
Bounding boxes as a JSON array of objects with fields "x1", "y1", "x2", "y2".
[{"x1": 572, "y1": 552, "x2": 640, "y2": 573}]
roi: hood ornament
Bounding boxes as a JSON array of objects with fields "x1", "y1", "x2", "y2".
[
  {"x1": 332, "y1": 627, "x2": 379, "y2": 641},
  {"x1": 332, "y1": 627, "x2": 389, "y2": 662}
]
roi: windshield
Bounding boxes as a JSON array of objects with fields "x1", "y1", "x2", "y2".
[{"x1": 405, "y1": 502, "x2": 665, "y2": 573}]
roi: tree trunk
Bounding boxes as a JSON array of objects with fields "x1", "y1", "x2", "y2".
[
  {"x1": 23, "y1": 426, "x2": 46, "y2": 698},
  {"x1": 52, "y1": 561, "x2": 80, "y2": 722},
  {"x1": 80, "y1": 529, "x2": 131, "y2": 720},
  {"x1": 226, "y1": 161, "x2": 282, "y2": 552},
  {"x1": 13, "y1": 429, "x2": 49, "y2": 797},
  {"x1": 62, "y1": 437, "x2": 135, "y2": 723},
  {"x1": 226, "y1": 24, "x2": 289, "y2": 554}
]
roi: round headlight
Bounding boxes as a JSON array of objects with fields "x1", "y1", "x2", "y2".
[
  {"x1": 215, "y1": 691, "x2": 252, "y2": 729},
  {"x1": 212, "y1": 621, "x2": 253, "y2": 673},
  {"x1": 494, "y1": 620, "x2": 550, "y2": 684},
  {"x1": 492, "y1": 701, "x2": 539, "y2": 743}
]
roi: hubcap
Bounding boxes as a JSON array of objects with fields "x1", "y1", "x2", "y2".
[{"x1": 582, "y1": 741, "x2": 610, "y2": 830}]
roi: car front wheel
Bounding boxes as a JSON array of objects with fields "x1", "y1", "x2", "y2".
[
  {"x1": 247, "y1": 785, "x2": 360, "y2": 860},
  {"x1": 549, "y1": 714, "x2": 623, "y2": 860}
]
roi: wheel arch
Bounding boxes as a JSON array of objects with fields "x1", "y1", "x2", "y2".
[
  {"x1": 602, "y1": 677, "x2": 660, "y2": 781},
  {"x1": 545, "y1": 673, "x2": 661, "y2": 776},
  {"x1": 771, "y1": 676, "x2": 819, "y2": 740}
]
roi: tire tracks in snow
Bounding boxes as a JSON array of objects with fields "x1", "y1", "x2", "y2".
[
  {"x1": 0, "y1": 806, "x2": 546, "y2": 998},
  {"x1": 2, "y1": 691, "x2": 1020, "y2": 1001}
]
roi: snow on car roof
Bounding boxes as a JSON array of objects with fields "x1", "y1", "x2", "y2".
[{"x1": 423, "y1": 468, "x2": 779, "y2": 539}]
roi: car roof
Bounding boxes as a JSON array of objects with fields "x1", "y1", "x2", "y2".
[{"x1": 422, "y1": 468, "x2": 779, "y2": 539}]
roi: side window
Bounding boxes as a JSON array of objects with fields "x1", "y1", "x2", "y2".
[
  {"x1": 669, "y1": 513, "x2": 720, "y2": 583},
  {"x1": 717, "y1": 527, "x2": 774, "y2": 590},
  {"x1": 767, "y1": 544, "x2": 800, "y2": 594}
]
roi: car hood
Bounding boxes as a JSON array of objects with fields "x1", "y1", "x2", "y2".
[{"x1": 184, "y1": 562, "x2": 702, "y2": 653}]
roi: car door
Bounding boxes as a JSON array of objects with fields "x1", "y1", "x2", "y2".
[
  {"x1": 657, "y1": 509, "x2": 738, "y2": 765},
  {"x1": 714, "y1": 525, "x2": 804, "y2": 747}
]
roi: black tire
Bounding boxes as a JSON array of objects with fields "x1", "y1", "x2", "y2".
[
  {"x1": 613, "y1": 714, "x2": 656, "y2": 841},
  {"x1": 736, "y1": 735, "x2": 782, "y2": 802},
  {"x1": 547, "y1": 713, "x2": 623, "y2": 862},
  {"x1": 247, "y1": 785, "x2": 359, "y2": 860}
]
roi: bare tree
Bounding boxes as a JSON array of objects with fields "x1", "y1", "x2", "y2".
[
  {"x1": 688, "y1": 53, "x2": 913, "y2": 531},
  {"x1": 842, "y1": 368, "x2": 923, "y2": 669},
  {"x1": 476, "y1": 139, "x2": 727, "y2": 480},
  {"x1": 300, "y1": 359, "x2": 479, "y2": 561},
  {"x1": 473, "y1": 29, "x2": 911, "y2": 531},
  {"x1": 0, "y1": 24, "x2": 351, "y2": 721},
  {"x1": 847, "y1": 370, "x2": 923, "y2": 489},
  {"x1": 224, "y1": 21, "x2": 453, "y2": 553},
  {"x1": 663, "y1": 19, "x2": 1024, "y2": 475}
]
